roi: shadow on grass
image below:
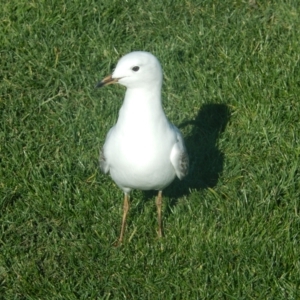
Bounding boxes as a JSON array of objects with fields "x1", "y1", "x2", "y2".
[{"x1": 143, "y1": 103, "x2": 231, "y2": 205}]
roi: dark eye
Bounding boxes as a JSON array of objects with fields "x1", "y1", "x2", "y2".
[{"x1": 132, "y1": 66, "x2": 140, "y2": 72}]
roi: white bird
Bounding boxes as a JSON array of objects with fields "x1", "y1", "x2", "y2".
[{"x1": 96, "y1": 51, "x2": 189, "y2": 244}]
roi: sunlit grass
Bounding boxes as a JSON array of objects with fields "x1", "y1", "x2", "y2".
[{"x1": 1, "y1": 0, "x2": 299, "y2": 298}]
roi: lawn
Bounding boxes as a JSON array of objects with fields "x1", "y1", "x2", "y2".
[{"x1": 1, "y1": 0, "x2": 300, "y2": 298}]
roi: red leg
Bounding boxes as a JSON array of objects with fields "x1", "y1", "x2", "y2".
[
  {"x1": 156, "y1": 190, "x2": 163, "y2": 237},
  {"x1": 118, "y1": 193, "x2": 130, "y2": 244}
]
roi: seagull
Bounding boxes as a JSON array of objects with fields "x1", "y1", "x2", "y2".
[{"x1": 96, "y1": 51, "x2": 189, "y2": 244}]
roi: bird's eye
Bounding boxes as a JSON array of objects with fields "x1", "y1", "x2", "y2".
[{"x1": 132, "y1": 66, "x2": 140, "y2": 72}]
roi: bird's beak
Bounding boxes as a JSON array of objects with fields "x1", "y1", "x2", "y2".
[{"x1": 95, "y1": 74, "x2": 119, "y2": 88}]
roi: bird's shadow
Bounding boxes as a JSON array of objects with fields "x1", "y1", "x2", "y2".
[{"x1": 142, "y1": 103, "x2": 231, "y2": 211}]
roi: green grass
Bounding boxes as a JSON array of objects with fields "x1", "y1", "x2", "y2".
[{"x1": 1, "y1": 0, "x2": 300, "y2": 298}]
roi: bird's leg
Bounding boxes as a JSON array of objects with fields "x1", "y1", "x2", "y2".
[
  {"x1": 119, "y1": 193, "x2": 130, "y2": 244},
  {"x1": 156, "y1": 190, "x2": 163, "y2": 238}
]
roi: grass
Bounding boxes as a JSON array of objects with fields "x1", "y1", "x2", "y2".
[{"x1": 1, "y1": 0, "x2": 300, "y2": 298}]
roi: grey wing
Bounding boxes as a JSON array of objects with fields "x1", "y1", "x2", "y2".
[
  {"x1": 99, "y1": 147, "x2": 109, "y2": 174},
  {"x1": 99, "y1": 127, "x2": 114, "y2": 174},
  {"x1": 170, "y1": 126, "x2": 189, "y2": 180}
]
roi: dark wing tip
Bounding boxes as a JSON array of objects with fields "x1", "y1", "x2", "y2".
[
  {"x1": 99, "y1": 148, "x2": 109, "y2": 174},
  {"x1": 178, "y1": 151, "x2": 189, "y2": 180},
  {"x1": 95, "y1": 81, "x2": 105, "y2": 88}
]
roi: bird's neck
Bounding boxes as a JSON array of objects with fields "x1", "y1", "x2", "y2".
[{"x1": 123, "y1": 86, "x2": 164, "y2": 114}]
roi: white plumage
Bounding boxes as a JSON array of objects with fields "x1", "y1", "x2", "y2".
[{"x1": 97, "y1": 51, "x2": 188, "y2": 244}]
